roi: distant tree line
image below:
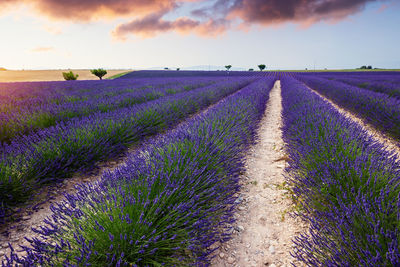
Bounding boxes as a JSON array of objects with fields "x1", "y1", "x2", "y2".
[
  {"x1": 61, "y1": 65, "x2": 271, "y2": 81},
  {"x1": 359, "y1": 65, "x2": 373, "y2": 69},
  {"x1": 62, "y1": 68, "x2": 108, "y2": 81},
  {"x1": 225, "y1": 64, "x2": 268, "y2": 72}
]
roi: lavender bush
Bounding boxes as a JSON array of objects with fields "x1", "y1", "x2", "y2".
[
  {"x1": 317, "y1": 73, "x2": 400, "y2": 99},
  {"x1": 3, "y1": 77, "x2": 276, "y2": 266},
  {"x1": 282, "y1": 76, "x2": 400, "y2": 266},
  {"x1": 0, "y1": 77, "x2": 218, "y2": 143},
  {"x1": 0, "y1": 77, "x2": 255, "y2": 224},
  {"x1": 297, "y1": 75, "x2": 400, "y2": 143}
]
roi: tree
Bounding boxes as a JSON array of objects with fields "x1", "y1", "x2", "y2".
[
  {"x1": 258, "y1": 64, "x2": 266, "y2": 71},
  {"x1": 176, "y1": 68, "x2": 180, "y2": 71},
  {"x1": 248, "y1": 68, "x2": 254, "y2": 71},
  {"x1": 164, "y1": 67, "x2": 169, "y2": 70},
  {"x1": 91, "y1": 68, "x2": 107, "y2": 80},
  {"x1": 225, "y1": 65, "x2": 232, "y2": 71},
  {"x1": 367, "y1": 65, "x2": 372, "y2": 69},
  {"x1": 62, "y1": 71, "x2": 79, "y2": 80}
]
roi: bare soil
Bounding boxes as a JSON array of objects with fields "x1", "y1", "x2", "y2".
[
  {"x1": 212, "y1": 81, "x2": 306, "y2": 267},
  {"x1": 0, "y1": 69, "x2": 132, "y2": 82}
]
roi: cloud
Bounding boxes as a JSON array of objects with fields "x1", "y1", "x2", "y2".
[
  {"x1": 1, "y1": 0, "x2": 387, "y2": 37},
  {"x1": 114, "y1": 0, "x2": 385, "y2": 38},
  {"x1": 43, "y1": 25, "x2": 62, "y2": 35},
  {"x1": 113, "y1": 9, "x2": 229, "y2": 39},
  {"x1": 213, "y1": 0, "x2": 381, "y2": 26},
  {"x1": 0, "y1": 0, "x2": 185, "y2": 21},
  {"x1": 30, "y1": 46, "x2": 54, "y2": 52}
]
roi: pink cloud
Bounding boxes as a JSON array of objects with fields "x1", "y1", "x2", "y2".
[{"x1": 0, "y1": 0, "x2": 386, "y2": 37}]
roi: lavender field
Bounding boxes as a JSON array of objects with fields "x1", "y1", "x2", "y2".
[{"x1": 1, "y1": 70, "x2": 400, "y2": 266}]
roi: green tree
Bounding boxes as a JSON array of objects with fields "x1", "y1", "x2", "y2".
[
  {"x1": 90, "y1": 68, "x2": 107, "y2": 80},
  {"x1": 248, "y1": 68, "x2": 254, "y2": 71},
  {"x1": 225, "y1": 65, "x2": 232, "y2": 71},
  {"x1": 258, "y1": 64, "x2": 266, "y2": 71},
  {"x1": 62, "y1": 71, "x2": 79, "y2": 80}
]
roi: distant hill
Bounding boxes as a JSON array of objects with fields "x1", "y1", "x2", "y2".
[
  {"x1": 0, "y1": 67, "x2": 7, "y2": 71},
  {"x1": 182, "y1": 65, "x2": 247, "y2": 71},
  {"x1": 148, "y1": 65, "x2": 246, "y2": 71},
  {"x1": 118, "y1": 70, "x2": 254, "y2": 79}
]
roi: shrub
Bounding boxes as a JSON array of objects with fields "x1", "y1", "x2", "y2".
[{"x1": 62, "y1": 71, "x2": 79, "y2": 80}]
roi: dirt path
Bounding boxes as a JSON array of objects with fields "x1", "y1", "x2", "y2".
[
  {"x1": 212, "y1": 81, "x2": 305, "y2": 267},
  {"x1": 308, "y1": 86, "x2": 400, "y2": 158}
]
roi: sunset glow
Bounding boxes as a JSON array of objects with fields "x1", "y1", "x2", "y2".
[{"x1": 0, "y1": 0, "x2": 399, "y2": 70}]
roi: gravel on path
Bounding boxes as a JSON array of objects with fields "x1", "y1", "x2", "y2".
[{"x1": 212, "y1": 80, "x2": 306, "y2": 267}]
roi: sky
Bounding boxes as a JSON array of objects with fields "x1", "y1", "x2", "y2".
[{"x1": 0, "y1": 0, "x2": 399, "y2": 70}]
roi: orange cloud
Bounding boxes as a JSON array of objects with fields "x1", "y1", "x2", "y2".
[
  {"x1": 112, "y1": 9, "x2": 229, "y2": 39},
  {"x1": 0, "y1": 0, "x2": 387, "y2": 38},
  {"x1": 43, "y1": 25, "x2": 62, "y2": 35},
  {"x1": 0, "y1": 0, "x2": 187, "y2": 21},
  {"x1": 30, "y1": 46, "x2": 54, "y2": 52},
  {"x1": 113, "y1": 0, "x2": 385, "y2": 38}
]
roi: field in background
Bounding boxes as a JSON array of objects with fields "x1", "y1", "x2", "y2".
[
  {"x1": 2, "y1": 71, "x2": 400, "y2": 265},
  {"x1": 0, "y1": 69, "x2": 133, "y2": 82},
  {"x1": 271, "y1": 68, "x2": 400, "y2": 72}
]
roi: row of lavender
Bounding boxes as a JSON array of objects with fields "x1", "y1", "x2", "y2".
[
  {"x1": 282, "y1": 76, "x2": 400, "y2": 266},
  {"x1": 296, "y1": 74, "x2": 400, "y2": 143},
  {"x1": 313, "y1": 72, "x2": 400, "y2": 99},
  {"x1": 0, "y1": 77, "x2": 219, "y2": 143},
  {"x1": 0, "y1": 77, "x2": 255, "y2": 224},
  {"x1": 3, "y1": 77, "x2": 276, "y2": 266}
]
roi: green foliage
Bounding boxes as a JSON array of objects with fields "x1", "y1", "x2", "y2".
[
  {"x1": 225, "y1": 65, "x2": 232, "y2": 71},
  {"x1": 90, "y1": 68, "x2": 107, "y2": 80},
  {"x1": 258, "y1": 64, "x2": 266, "y2": 71},
  {"x1": 248, "y1": 68, "x2": 254, "y2": 71},
  {"x1": 105, "y1": 71, "x2": 131, "y2": 79},
  {"x1": 358, "y1": 82, "x2": 370, "y2": 89},
  {"x1": 62, "y1": 71, "x2": 79, "y2": 81}
]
